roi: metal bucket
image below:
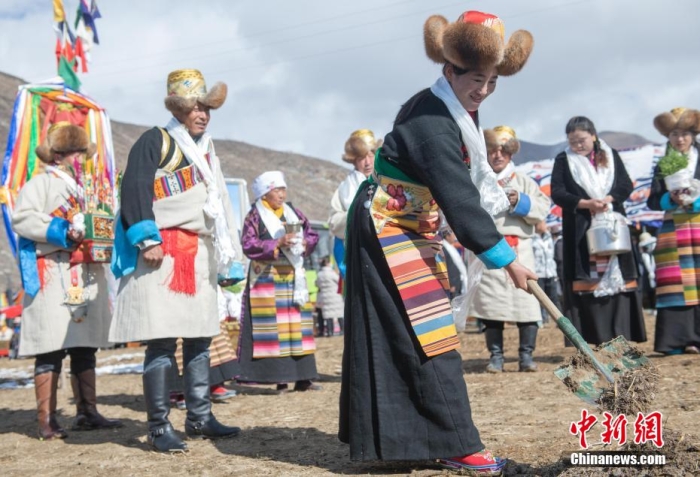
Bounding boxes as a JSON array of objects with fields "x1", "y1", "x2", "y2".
[{"x1": 586, "y1": 216, "x2": 631, "y2": 256}]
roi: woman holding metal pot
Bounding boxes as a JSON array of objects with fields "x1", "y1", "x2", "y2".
[
  {"x1": 551, "y1": 116, "x2": 646, "y2": 346},
  {"x1": 647, "y1": 107, "x2": 700, "y2": 355},
  {"x1": 236, "y1": 171, "x2": 321, "y2": 392}
]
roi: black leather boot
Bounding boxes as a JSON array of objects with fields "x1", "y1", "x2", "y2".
[
  {"x1": 484, "y1": 327, "x2": 504, "y2": 373},
  {"x1": 518, "y1": 323, "x2": 538, "y2": 372},
  {"x1": 183, "y1": 348, "x2": 240, "y2": 440},
  {"x1": 144, "y1": 360, "x2": 188, "y2": 452},
  {"x1": 71, "y1": 369, "x2": 123, "y2": 430}
]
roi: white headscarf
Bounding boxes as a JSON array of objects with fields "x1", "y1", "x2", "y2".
[{"x1": 252, "y1": 171, "x2": 287, "y2": 201}]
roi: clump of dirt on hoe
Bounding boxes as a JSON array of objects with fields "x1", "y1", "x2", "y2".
[{"x1": 544, "y1": 344, "x2": 700, "y2": 476}]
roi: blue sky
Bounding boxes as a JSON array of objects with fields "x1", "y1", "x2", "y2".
[{"x1": 0, "y1": 0, "x2": 699, "y2": 164}]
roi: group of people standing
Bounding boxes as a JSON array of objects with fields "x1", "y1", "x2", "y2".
[
  {"x1": 14, "y1": 69, "x2": 326, "y2": 451},
  {"x1": 9, "y1": 6, "x2": 699, "y2": 476}
]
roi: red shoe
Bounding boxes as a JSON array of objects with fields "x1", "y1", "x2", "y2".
[
  {"x1": 210, "y1": 384, "x2": 237, "y2": 402},
  {"x1": 437, "y1": 449, "x2": 506, "y2": 475}
]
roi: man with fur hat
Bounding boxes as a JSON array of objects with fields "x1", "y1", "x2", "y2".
[
  {"x1": 110, "y1": 69, "x2": 243, "y2": 452},
  {"x1": 328, "y1": 129, "x2": 380, "y2": 279},
  {"x1": 647, "y1": 107, "x2": 700, "y2": 355},
  {"x1": 339, "y1": 10, "x2": 535, "y2": 475},
  {"x1": 13, "y1": 123, "x2": 122, "y2": 440}
]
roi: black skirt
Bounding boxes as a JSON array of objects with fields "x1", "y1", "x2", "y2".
[
  {"x1": 339, "y1": 182, "x2": 483, "y2": 462},
  {"x1": 654, "y1": 306, "x2": 700, "y2": 353},
  {"x1": 235, "y1": 289, "x2": 318, "y2": 384},
  {"x1": 569, "y1": 290, "x2": 647, "y2": 346}
]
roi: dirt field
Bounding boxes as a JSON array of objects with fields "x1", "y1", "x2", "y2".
[{"x1": 0, "y1": 314, "x2": 698, "y2": 476}]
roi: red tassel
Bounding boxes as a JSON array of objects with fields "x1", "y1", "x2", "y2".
[
  {"x1": 160, "y1": 229, "x2": 198, "y2": 296},
  {"x1": 37, "y1": 256, "x2": 47, "y2": 290}
]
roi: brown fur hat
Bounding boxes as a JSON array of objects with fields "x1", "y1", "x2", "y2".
[
  {"x1": 164, "y1": 69, "x2": 227, "y2": 115},
  {"x1": 35, "y1": 124, "x2": 96, "y2": 164},
  {"x1": 424, "y1": 11, "x2": 533, "y2": 76},
  {"x1": 342, "y1": 129, "x2": 383, "y2": 163},
  {"x1": 484, "y1": 126, "x2": 520, "y2": 156},
  {"x1": 653, "y1": 107, "x2": 700, "y2": 138}
]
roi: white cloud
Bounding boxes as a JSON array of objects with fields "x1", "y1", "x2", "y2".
[{"x1": 1, "y1": 0, "x2": 699, "y2": 163}]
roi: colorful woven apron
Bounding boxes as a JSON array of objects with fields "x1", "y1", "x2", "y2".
[
  {"x1": 654, "y1": 212, "x2": 700, "y2": 308},
  {"x1": 572, "y1": 254, "x2": 638, "y2": 293},
  {"x1": 248, "y1": 259, "x2": 316, "y2": 358},
  {"x1": 369, "y1": 157, "x2": 459, "y2": 358}
]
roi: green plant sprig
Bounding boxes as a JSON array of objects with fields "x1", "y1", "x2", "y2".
[{"x1": 657, "y1": 148, "x2": 689, "y2": 178}]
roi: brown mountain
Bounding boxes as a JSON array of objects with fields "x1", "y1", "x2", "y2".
[{"x1": 0, "y1": 71, "x2": 348, "y2": 285}]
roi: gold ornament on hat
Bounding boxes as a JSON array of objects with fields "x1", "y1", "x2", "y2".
[
  {"x1": 493, "y1": 125, "x2": 516, "y2": 144},
  {"x1": 164, "y1": 69, "x2": 228, "y2": 114},
  {"x1": 485, "y1": 125, "x2": 520, "y2": 155},
  {"x1": 167, "y1": 69, "x2": 207, "y2": 99},
  {"x1": 342, "y1": 129, "x2": 382, "y2": 163}
]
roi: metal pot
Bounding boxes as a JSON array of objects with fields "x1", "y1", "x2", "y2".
[
  {"x1": 284, "y1": 222, "x2": 303, "y2": 234},
  {"x1": 586, "y1": 215, "x2": 631, "y2": 256}
]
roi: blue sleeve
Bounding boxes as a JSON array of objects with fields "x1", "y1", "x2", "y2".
[
  {"x1": 510, "y1": 192, "x2": 531, "y2": 217},
  {"x1": 477, "y1": 238, "x2": 516, "y2": 270},
  {"x1": 125, "y1": 219, "x2": 162, "y2": 247},
  {"x1": 45, "y1": 217, "x2": 71, "y2": 248},
  {"x1": 660, "y1": 192, "x2": 678, "y2": 211}
]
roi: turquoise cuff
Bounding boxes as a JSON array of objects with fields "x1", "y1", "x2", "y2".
[
  {"x1": 660, "y1": 192, "x2": 678, "y2": 211},
  {"x1": 46, "y1": 217, "x2": 71, "y2": 248},
  {"x1": 478, "y1": 238, "x2": 517, "y2": 270},
  {"x1": 510, "y1": 193, "x2": 531, "y2": 217},
  {"x1": 125, "y1": 220, "x2": 161, "y2": 247}
]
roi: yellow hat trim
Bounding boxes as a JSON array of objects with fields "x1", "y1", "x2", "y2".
[
  {"x1": 670, "y1": 107, "x2": 687, "y2": 120},
  {"x1": 167, "y1": 69, "x2": 207, "y2": 99},
  {"x1": 493, "y1": 125, "x2": 516, "y2": 144}
]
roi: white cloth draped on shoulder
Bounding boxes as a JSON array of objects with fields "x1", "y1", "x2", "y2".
[
  {"x1": 254, "y1": 200, "x2": 309, "y2": 306},
  {"x1": 565, "y1": 139, "x2": 625, "y2": 297},
  {"x1": 430, "y1": 75, "x2": 509, "y2": 217},
  {"x1": 165, "y1": 117, "x2": 238, "y2": 275}
]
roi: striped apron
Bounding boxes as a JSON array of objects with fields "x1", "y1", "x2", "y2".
[
  {"x1": 248, "y1": 259, "x2": 316, "y2": 358},
  {"x1": 369, "y1": 158, "x2": 459, "y2": 358},
  {"x1": 655, "y1": 212, "x2": 700, "y2": 308}
]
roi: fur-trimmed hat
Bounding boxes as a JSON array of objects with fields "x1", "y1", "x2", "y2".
[
  {"x1": 164, "y1": 69, "x2": 227, "y2": 115},
  {"x1": 653, "y1": 107, "x2": 700, "y2": 138},
  {"x1": 424, "y1": 10, "x2": 533, "y2": 76},
  {"x1": 35, "y1": 123, "x2": 96, "y2": 164},
  {"x1": 342, "y1": 129, "x2": 383, "y2": 163},
  {"x1": 484, "y1": 125, "x2": 520, "y2": 156}
]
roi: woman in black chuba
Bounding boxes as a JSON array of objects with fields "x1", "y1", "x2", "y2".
[
  {"x1": 551, "y1": 116, "x2": 646, "y2": 346},
  {"x1": 339, "y1": 10, "x2": 537, "y2": 475}
]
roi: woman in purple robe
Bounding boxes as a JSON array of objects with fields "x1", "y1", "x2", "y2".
[{"x1": 236, "y1": 171, "x2": 321, "y2": 393}]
